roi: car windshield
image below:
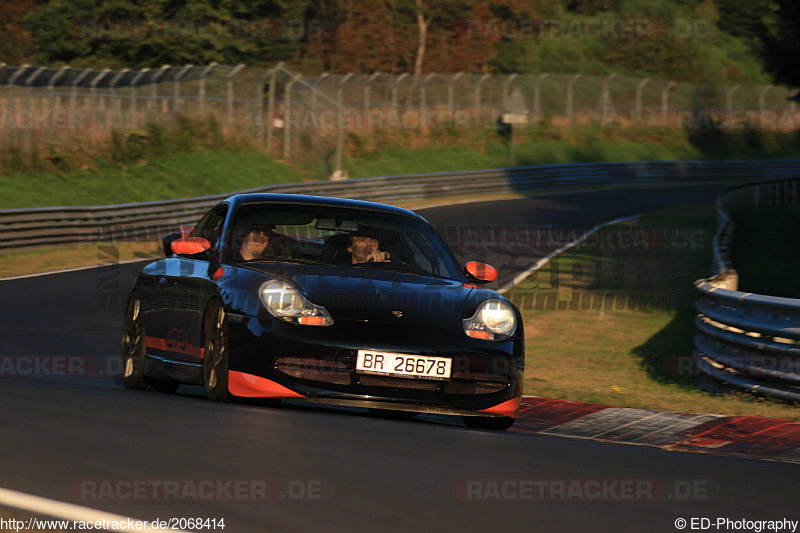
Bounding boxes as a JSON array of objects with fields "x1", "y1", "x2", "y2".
[{"x1": 226, "y1": 203, "x2": 463, "y2": 280}]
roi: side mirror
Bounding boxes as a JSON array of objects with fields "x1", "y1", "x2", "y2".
[
  {"x1": 170, "y1": 237, "x2": 212, "y2": 256},
  {"x1": 465, "y1": 261, "x2": 498, "y2": 283},
  {"x1": 162, "y1": 232, "x2": 181, "y2": 257}
]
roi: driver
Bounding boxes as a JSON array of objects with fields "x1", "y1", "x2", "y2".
[
  {"x1": 348, "y1": 228, "x2": 391, "y2": 263},
  {"x1": 233, "y1": 213, "x2": 297, "y2": 261}
]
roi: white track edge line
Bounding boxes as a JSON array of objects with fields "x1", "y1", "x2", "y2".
[
  {"x1": 497, "y1": 213, "x2": 643, "y2": 295},
  {"x1": 0, "y1": 487, "x2": 188, "y2": 533}
]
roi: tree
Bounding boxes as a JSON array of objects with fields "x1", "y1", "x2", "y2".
[{"x1": 760, "y1": 0, "x2": 800, "y2": 90}]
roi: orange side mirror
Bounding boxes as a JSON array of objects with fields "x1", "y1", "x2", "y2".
[
  {"x1": 465, "y1": 261, "x2": 498, "y2": 283},
  {"x1": 170, "y1": 237, "x2": 211, "y2": 255}
]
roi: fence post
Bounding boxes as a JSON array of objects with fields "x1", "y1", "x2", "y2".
[
  {"x1": 90, "y1": 69, "x2": 111, "y2": 123},
  {"x1": 420, "y1": 73, "x2": 436, "y2": 131},
  {"x1": 335, "y1": 73, "x2": 354, "y2": 175},
  {"x1": 265, "y1": 62, "x2": 283, "y2": 155},
  {"x1": 254, "y1": 68, "x2": 270, "y2": 150},
  {"x1": 363, "y1": 72, "x2": 380, "y2": 120},
  {"x1": 23, "y1": 67, "x2": 46, "y2": 154},
  {"x1": 310, "y1": 73, "x2": 329, "y2": 112},
  {"x1": 725, "y1": 84, "x2": 739, "y2": 123},
  {"x1": 566, "y1": 74, "x2": 580, "y2": 127},
  {"x1": 198, "y1": 62, "x2": 216, "y2": 116},
  {"x1": 534, "y1": 73, "x2": 548, "y2": 122},
  {"x1": 473, "y1": 73, "x2": 490, "y2": 126},
  {"x1": 149, "y1": 65, "x2": 170, "y2": 119},
  {"x1": 226, "y1": 64, "x2": 245, "y2": 124},
  {"x1": 758, "y1": 84, "x2": 772, "y2": 127},
  {"x1": 48, "y1": 66, "x2": 70, "y2": 114},
  {"x1": 391, "y1": 73, "x2": 408, "y2": 115},
  {"x1": 601, "y1": 72, "x2": 616, "y2": 125},
  {"x1": 502, "y1": 74, "x2": 518, "y2": 112},
  {"x1": 661, "y1": 81, "x2": 675, "y2": 126},
  {"x1": 108, "y1": 68, "x2": 129, "y2": 129},
  {"x1": 635, "y1": 78, "x2": 650, "y2": 122},
  {"x1": 6, "y1": 65, "x2": 31, "y2": 149},
  {"x1": 173, "y1": 64, "x2": 193, "y2": 113},
  {"x1": 69, "y1": 68, "x2": 91, "y2": 112},
  {"x1": 283, "y1": 72, "x2": 302, "y2": 160},
  {"x1": 129, "y1": 68, "x2": 149, "y2": 129},
  {"x1": 447, "y1": 72, "x2": 463, "y2": 116}
]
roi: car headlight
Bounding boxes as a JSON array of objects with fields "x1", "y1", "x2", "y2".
[
  {"x1": 463, "y1": 299, "x2": 516, "y2": 341},
  {"x1": 259, "y1": 281, "x2": 333, "y2": 326}
]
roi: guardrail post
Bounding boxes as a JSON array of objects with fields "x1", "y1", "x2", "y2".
[
  {"x1": 601, "y1": 73, "x2": 616, "y2": 125},
  {"x1": 334, "y1": 73, "x2": 354, "y2": 175},
  {"x1": 533, "y1": 74, "x2": 548, "y2": 122},
  {"x1": 566, "y1": 74, "x2": 580, "y2": 127},
  {"x1": 661, "y1": 81, "x2": 675, "y2": 126},
  {"x1": 635, "y1": 78, "x2": 650, "y2": 122},
  {"x1": 226, "y1": 64, "x2": 245, "y2": 124}
]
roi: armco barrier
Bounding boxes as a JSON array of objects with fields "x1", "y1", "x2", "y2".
[
  {"x1": 693, "y1": 179, "x2": 800, "y2": 401},
  {"x1": 3, "y1": 159, "x2": 800, "y2": 252}
]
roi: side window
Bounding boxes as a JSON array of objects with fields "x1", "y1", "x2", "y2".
[{"x1": 191, "y1": 205, "x2": 228, "y2": 251}]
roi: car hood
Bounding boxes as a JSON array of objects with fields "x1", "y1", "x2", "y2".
[{"x1": 244, "y1": 263, "x2": 473, "y2": 325}]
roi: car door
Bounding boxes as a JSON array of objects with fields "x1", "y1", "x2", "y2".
[{"x1": 146, "y1": 204, "x2": 229, "y2": 364}]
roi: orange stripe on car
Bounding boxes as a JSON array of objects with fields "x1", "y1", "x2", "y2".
[{"x1": 228, "y1": 371, "x2": 306, "y2": 398}]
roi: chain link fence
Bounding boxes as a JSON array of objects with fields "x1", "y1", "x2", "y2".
[{"x1": 2, "y1": 62, "x2": 799, "y2": 173}]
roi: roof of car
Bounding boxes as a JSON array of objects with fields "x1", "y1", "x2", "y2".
[{"x1": 225, "y1": 193, "x2": 427, "y2": 221}]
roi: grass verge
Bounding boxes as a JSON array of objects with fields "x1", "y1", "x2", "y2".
[{"x1": 506, "y1": 202, "x2": 800, "y2": 420}]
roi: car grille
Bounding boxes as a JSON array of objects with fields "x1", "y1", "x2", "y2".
[
  {"x1": 358, "y1": 375, "x2": 440, "y2": 391},
  {"x1": 275, "y1": 357, "x2": 351, "y2": 385}
]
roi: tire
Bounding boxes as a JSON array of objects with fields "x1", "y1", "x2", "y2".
[
  {"x1": 203, "y1": 300, "x2": 230, "y2": 402},
  {"x1": 121, "y1": 295, "x2": 148, "y2": 390},
  {"x1": 462, "y1": 416, "x2": 515, "y2": 431}
]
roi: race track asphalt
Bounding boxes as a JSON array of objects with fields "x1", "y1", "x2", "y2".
[{"x1": 2, "y1": 184, "x2": 797, "y2": 533}]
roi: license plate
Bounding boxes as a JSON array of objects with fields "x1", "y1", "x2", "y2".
[{"x1": 356, "y1": 350, "x2": 451, "y2": 380}]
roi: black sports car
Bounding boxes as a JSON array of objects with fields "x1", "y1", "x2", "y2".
[{"x1": 121, "y1": 193, "x2": 525, "y2": 430}]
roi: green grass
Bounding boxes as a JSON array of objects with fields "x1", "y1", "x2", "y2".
[
  {"x1": 0, "y1": 149, "x2": 305, "y2": 209},
  {"x1": 507, "y1": 202, "x2": 800, "y2": 420},
  {"x1": 731, "y1": 207, "x2": 800, "y2": 298}
]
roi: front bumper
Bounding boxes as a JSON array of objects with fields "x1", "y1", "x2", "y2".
[{"x1": 226, "y1": 313, "x2": 524, "y2": 416}]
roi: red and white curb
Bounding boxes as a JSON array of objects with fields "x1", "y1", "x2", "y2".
[{"x1": 512, "y1": 397, "x2": 800, "y2": 463}]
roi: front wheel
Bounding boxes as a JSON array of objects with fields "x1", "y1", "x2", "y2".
[
  {"x1": 203, "y1": 300, "x2": 230, "y2": 402},
  {"x1": 121, "y1": 295, "x2": 148, "y2": 390},
  {"x1": 462, "y1": 416, "x2": 515, "y2": 431}
]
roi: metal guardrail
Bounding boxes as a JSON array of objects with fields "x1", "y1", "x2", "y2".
[
  {"x1": 693, "y1": 179, "x2": 800, "y2": 401},
  {"x1": 3, "y1": 159, "x2": 800, "y2": 252}
]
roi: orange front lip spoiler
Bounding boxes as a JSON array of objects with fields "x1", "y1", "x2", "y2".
[
  {"x1": 478, "y1": 396, "x2": 521, "y2": 419},
  {"x1": 228, "y1": 371, "x2": 305, "y2": 398}
]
